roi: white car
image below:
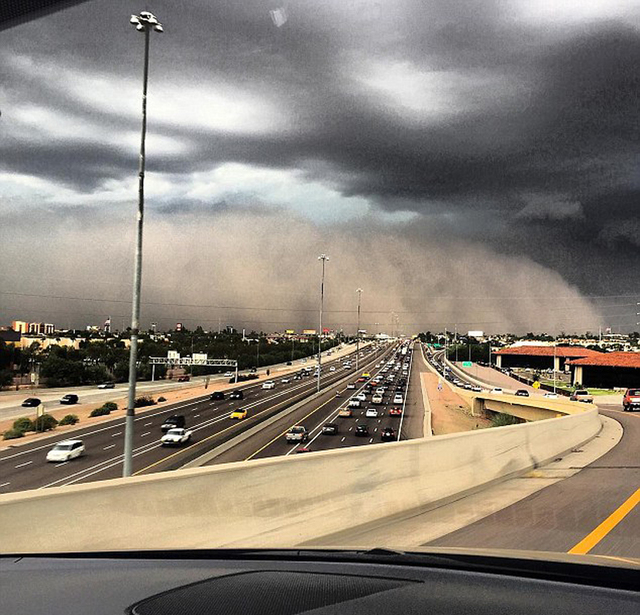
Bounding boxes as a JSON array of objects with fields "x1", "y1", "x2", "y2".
[
  {"x1": 376, "y1": 387, "x2": 386, "y2": 395},
  {"x1": 372, "y1": 394, "x2": 384, "y2": 404},
  {"x1": 348, "y1": 398, "x2": 361, "y2": 408},
  {"x1": 262, "y1": 381, "x2": 276, "y2": 390},
  {"x1": 224, "y1": 371, "x2": 234, "y2": 377},
  {"x1": 393, "y1": 394, "x2": 403, "y2": 404},
  {"x1": 544, "y1": 392, "x2": 559, "y2": 399},
  {"x1": 365, "y1": 408, "x2": 379, "y2": 418},
  {"x1": 472, "y1": 385, "x2": 483, "y2": 392},
  {"x1": 161, "y1": 428, "x2": 193, "y2": 446},
  {"x1": 491, "y1": 387, "x2": 504, "y2": 394},
  {"x1": 347, "y1": 383, "x2": 356, "y2": 389},
  {"x1": 46, "y1": 439, "x2": 85, "y2": 462},
  {"x1": 355, "y1": 393, "x2": 367, "y2": 402},
  {"x1": 281, "y1": 378, "x2": 290, "y2": 383},
  {"x1": 329, "y1": 366, "x2": 336, "y2": 372}
]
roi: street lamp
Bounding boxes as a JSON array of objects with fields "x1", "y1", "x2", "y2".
[
  {"x1": 317, "y1": 254, "x2": 329, "y2": 393},
  {"x1": 355, "y1": 288, "x2": 363, "y2": 372},
  {"x1": 123, "y1": 11, "x2": 163, "y2": 478}
]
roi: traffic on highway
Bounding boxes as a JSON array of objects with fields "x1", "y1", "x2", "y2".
[{"x1": 0, "y1": 344, "x2": 388, "y2": 493}]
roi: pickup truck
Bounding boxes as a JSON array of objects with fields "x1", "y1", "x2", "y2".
[
  {"x1": 570, "y1": 389, "x2": 594, "y2": 403},
  {"x1": 623, "y1": 388, "x2": 640, "y2": 412},
  {"x1": 285, "y1": 426, "x2": 309, "y2": 443}
]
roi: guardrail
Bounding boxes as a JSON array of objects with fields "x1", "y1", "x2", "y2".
[{"x1": 0, "y1": 405, "x2": 601, "y2": 552}]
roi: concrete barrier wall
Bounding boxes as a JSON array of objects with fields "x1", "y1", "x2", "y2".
[{"x1": 0, "y1": 408, "x2": 601, "y2": 553}]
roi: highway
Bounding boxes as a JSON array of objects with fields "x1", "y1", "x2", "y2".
[
  {"x1": 418, "y1": 347, "x2": 640, "y2": 559},
  {"x1": 206, "y1": 341, "x2": 421, "y2": 465},
  {"x1": 0, "y1": 344, "x2": 387, "y2": 494}
]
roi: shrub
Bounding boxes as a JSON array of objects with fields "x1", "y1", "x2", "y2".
[
  {"x1": 102, "y1": 402, "x2": 118, "y2": 412},
  {"x1": 3, "y1": 428, "x2": 24, "y2": 440},
  {"x1": 90, "y1": 406, "x2": 111, "y2": 417},
  {"x1": 490, "y1": 412, "x2": 522, "y2": 427},
  {"x1": 33, "y1": 413, "x2": 58, "y2": 432},
  {"x1": 157, "y1": 396, "x2": 166, "y2": 402},
  {"x1": 59, "y1": 414, "x2": 79, "y2": 426},
  {"x1": 13, "y1": 416, "x2": 35, "y2": 433},
  {"x1": 134, "y1": 396, "x2": 156, "y2": 408}
]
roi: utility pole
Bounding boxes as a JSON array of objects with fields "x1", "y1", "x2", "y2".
[
  {"x1": 123, "y1": 10, "x2": 163, "y2": 478},
  {"x1": 356, "y1": 288, "x2": 363, "y2": 372},
  {"x1": 317, "y1": 254, "x2": 329, "y2": 393}
]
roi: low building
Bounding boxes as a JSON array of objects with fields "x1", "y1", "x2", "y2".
[
  {"x1": 494, "y1": 345, "x2": 601, "y2": 372},
  {"x1": 0, "y1": 328, "x2": 21, "y2": 345},
  {"x1": 566, "y1": 352, "x2": 640, "y2": 388}
]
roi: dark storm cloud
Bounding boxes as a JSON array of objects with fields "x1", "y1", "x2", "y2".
[{"x1": 0, "y1": 0, "x2": 638, "y2": 305}]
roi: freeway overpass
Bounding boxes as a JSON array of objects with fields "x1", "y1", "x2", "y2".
[{"x1": 0, "y1": 342, "x2": 637, "y2": 561}]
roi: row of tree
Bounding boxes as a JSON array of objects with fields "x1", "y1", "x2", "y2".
[{"x1": 0, "y1": 330, "x2": 341, "y2": 389}]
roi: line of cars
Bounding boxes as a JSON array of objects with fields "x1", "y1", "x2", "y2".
[{"x1": 285, "y1": 344, "x2": 412, "y2": 449}]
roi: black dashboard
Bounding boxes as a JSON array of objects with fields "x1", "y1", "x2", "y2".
[{"x1": 1, "y1": 549, "x2": 638, "y2": 615}]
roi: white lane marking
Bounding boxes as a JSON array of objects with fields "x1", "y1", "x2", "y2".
[
  {"x1": 33, "y1": 350, "x2": 366, "y2": 488},
  {"x1": 103, "y1": 444, "x2": 116, "y2": 450},
  {"x1": 0, "y1": 482, "x2": 10, "y2": 488},
  {"x1": 112, "y1": 432, "x2": 122, "y2": 437},
  {"x1": 55, "y1": 462, "x2": 68, "y2": 468},
  {"x1": 374, "y1": 427, "x2": 378, "y2": 432},
  {"x1": 193, "y1": 414, "x2": 200, "y2": 418},
  {"x1": 341, "y1": 437, "x2": 346, "y2": 442},
  {"x1": 369, "y1": 438, "x2": 374, "y2": 443},
  {"x1": 140, "y1": 431, "x2": 150, "y2": 437},
  {"x1": 349, "y1": 427, "x2": 353, "y2": 431},
  {"x1": 144, "y1": 422, "x2": 152, "y2": 427},
  {"x1": 15, "y1": 460, "x2": 33, "y2": 469}
]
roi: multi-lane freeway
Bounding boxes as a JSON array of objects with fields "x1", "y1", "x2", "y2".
[
  {"x1": 207, "y1": 341, "x2": 422, "y2": 465},
  {"x1": 0, "y1": 343, "x2": 395, "y2": 494}
]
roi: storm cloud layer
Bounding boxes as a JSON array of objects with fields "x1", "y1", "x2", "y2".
[{"x1": 1, "y1": 0, "x2": 638, "y2": 332}]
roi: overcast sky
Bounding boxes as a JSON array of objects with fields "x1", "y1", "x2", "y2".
[{"x1": 1, "y1": 0, "x2": 638, "y2": 334}]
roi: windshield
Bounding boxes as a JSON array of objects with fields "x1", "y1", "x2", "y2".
[
  {"x1": 0, "y1": 0, "x2": 638, "y2": 569},
  {"x1": 52, "y1": 444, "x2": 73, "y2": 451}
]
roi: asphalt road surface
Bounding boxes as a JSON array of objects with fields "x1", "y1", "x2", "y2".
[
  {"x1": 208, "y1": 342, "x2": 422, "y2": 464},
  {"x1": 0, "y1": 344, "x2": 386, "y2": 494}
]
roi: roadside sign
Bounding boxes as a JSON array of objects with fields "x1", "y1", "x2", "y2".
[
  {"x1": 533, "y1": 381, "x2": 540, "y2": 389},
  {"x1": 437, "y1": 381, "x2": 443, "y2": 391},
  {"x1": 462, "y1": 361, "x2": 472, "y2": 367},
  {"x1": 36, "y1": 404, "x2": 45, "y2": 418}
]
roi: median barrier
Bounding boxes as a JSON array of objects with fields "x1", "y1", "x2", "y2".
[{"x1": 0, "y1": 405, "x2": 601, "y2": 553}]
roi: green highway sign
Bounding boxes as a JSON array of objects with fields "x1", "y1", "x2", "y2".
[{"x1": 462, "y1": 361, "x2": 473, "y2": 367}]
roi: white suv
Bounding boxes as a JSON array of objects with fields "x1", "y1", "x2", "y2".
[{"x1": 262, "y1": 381, "x2": 276, "y2": 390}]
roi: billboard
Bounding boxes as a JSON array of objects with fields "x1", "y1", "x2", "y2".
[
  {"x1": 285, "y1": 329, "x2": 295, "y2": 334},
  {"x1": 192, "y1": 353, "x2": 208, "y2": 363},
  {"x1": 167, "y1": 350, "x2": 180, "y2": 360},
  {"x1": 175, "y1": 322, "x2": 183, "y2": 331},
  {"x1": 467, "y1": 330, "x2": 484, "y2": 338},
  {"x1": 302, "y1": 329, "x2": 317, "y2": 335}
]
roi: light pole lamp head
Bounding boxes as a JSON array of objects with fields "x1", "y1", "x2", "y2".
[
  {"x1": 318, "y1": 254, "x2": 329, "y2": 262},
  {"x1": 130, "y1": 11, "x2": 163, "y2": 33}
]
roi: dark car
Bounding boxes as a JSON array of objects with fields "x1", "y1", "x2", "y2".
[
  {"x1": 322, "y1": 423, "x2": 339, "y2": 435},
  {"x1": 210, "y1": 391, "x2": 225, "y2": 401},
  {"x1": 161, "y1": 414, "x2": 186, "y2": 432},
  {"x1": 60, "y1": 394, "x2": 79, "y2": 405},
  {"x1": 21, "y1": 397, "x2": 41, "y2": 407},
  {"x1": 381, "y1": 427, "x2": 396, "y2": 441},
  {"x1": 177, "y1": 375, "x2": 190, "y2": 382},
  {"x1": 229, "y1": 390, "x2": 244, "y2": 400},
  {"x1": 354, "y1": 424, "x2": 369, "y2": 437},
  {"x1": 515, "y1": 389, "x2": 530, "y2": 397}
]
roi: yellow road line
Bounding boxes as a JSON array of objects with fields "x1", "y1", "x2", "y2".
[
  {"x1": 568, "y1": 487, "x2": 640, "y2": 555},
  {"x1": 135, "y1": 347, "x2": 387, "y2": 474},
  {"x1": 244, "y1": 393, "x2": 339, "y2": 460}
]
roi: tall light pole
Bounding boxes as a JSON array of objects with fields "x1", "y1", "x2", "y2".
[
  {"x1": 123, "y1": 11, "x2": 163, "y2": 478},
  {"x1": 317, "y1": 254, "x2": 329, "y2": 393},
  {"x1": 356, "y1": 288, "x2": 363, "y2": 372}
]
